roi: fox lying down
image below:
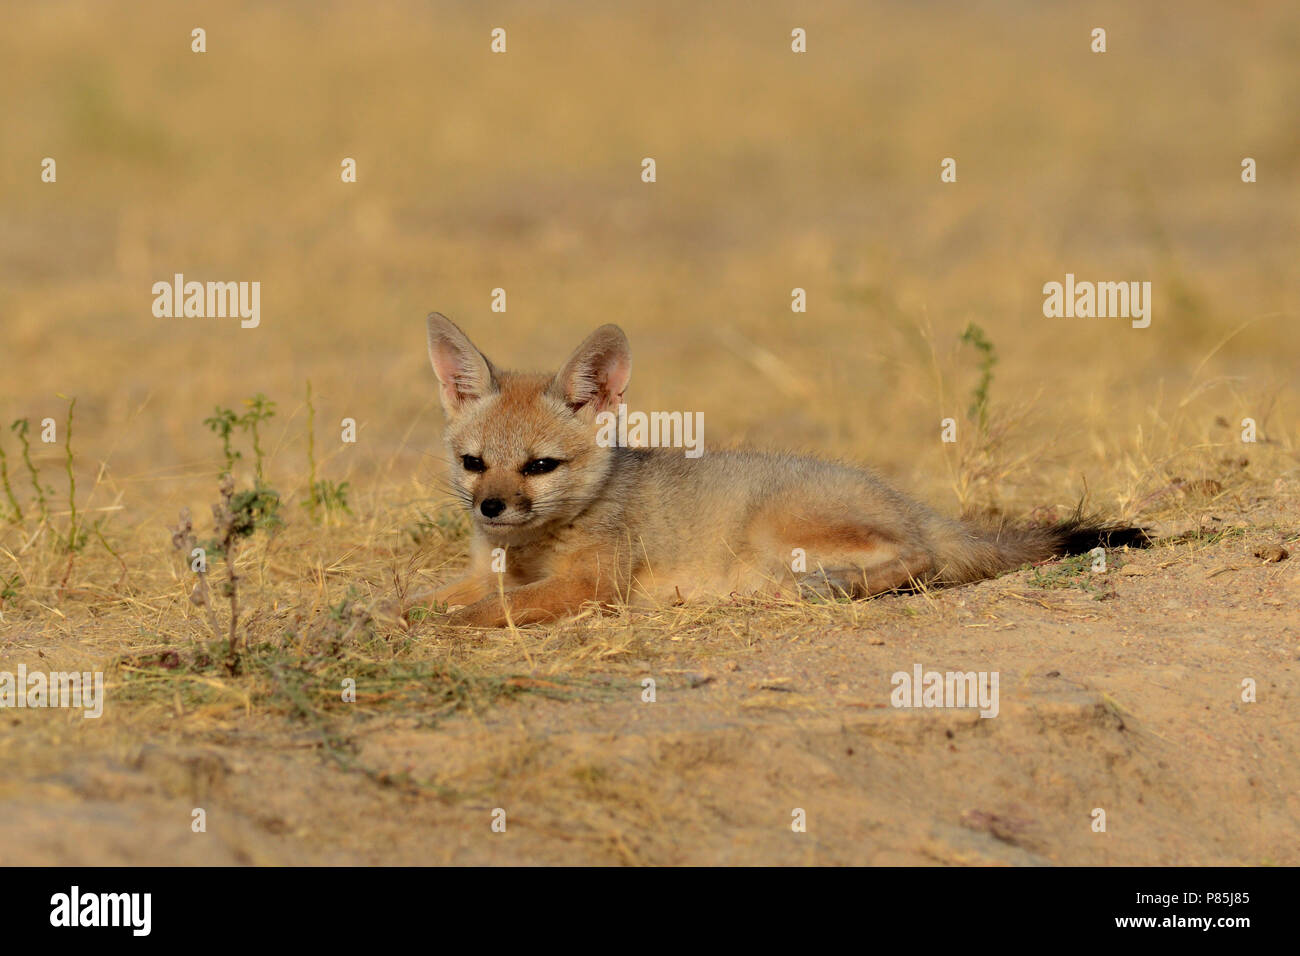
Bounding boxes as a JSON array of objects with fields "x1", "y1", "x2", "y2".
[{"x1": 411, "y1": 313, "x2": 1145, "y2": 627}]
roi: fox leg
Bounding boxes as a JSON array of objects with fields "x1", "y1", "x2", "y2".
[
  {"x1": 446, "y1": 573, "x2": 610, "y2": 627},
  {"x1": 432, "y1": 574, "x2": 496, "y2": 607},
  {"x1": 403, "y1": 537, "x2": 501, "y2": 616},
  {"x1": 760, "y1": 511, "x2": 934, "y2": 599},
  {"x1": 796, "y1": 544, "x2": 933, "y2": 599},
  {"x1": 375, "y1": 574, "x2": 495, "y2": 625}
]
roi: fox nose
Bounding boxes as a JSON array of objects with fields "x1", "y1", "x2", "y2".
[{"x1": 479, "y1": 498, "x2": 506, "y2": 519}]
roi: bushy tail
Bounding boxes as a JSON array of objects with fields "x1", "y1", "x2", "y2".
[{"x1": 929, "y1": 513, "x2": 1152, "y2": 586}]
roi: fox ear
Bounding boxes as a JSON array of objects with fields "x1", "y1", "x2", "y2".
[
  {"x1": 551, "y1": 324, "x2": 631, "y2": 416},
  {"x1": 426, "y1": 312, "x2": 498, "y2": 416}
]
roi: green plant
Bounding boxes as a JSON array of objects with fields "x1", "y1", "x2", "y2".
[
  {"x1": 203, "y1": 394, "x2": 284, "y2": 537},
  {"x1": 0, "y1": 434, "x2": 21, "y2": 523},
  {"x1": 239, "y1": 392, "x2": 276, "y2": 486},
  {"x1": 0, "y1": 571, "x2": 22, "y2": 607},
  {"x1": 203, "y1": 406, "x2": 241, "y2": 475},
  {"x1": 183, "y1": 394, "x2": 287, "y2": 672},
  {"x1": 59, "y1": 395, "x2": 84, "y2": 552},
  {"x1": 302, "y1": 381, "x2": 352, "y2": 521},
  {"x1": 960, "y1": 321, "x2": 998, "y2": 435},
  {"x1": 1026, "y1": 552, "x2": 1116, "y2": 600},
  {"x1": 211, "y1": 485, "x2": 283, "y2": 549},
  {"x1": 11, "y1": 418, "x2": 49, "y2": 524},
  {"x1": 309, "y1": 479, "x2": 351, "y2": 517},
  {"x1": 0, "y1": 402, "x2": 86, "y2": 551}
]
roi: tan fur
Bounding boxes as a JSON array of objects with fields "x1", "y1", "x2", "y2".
[{"x1": 412, "y1": 313, "x2": 1117, "y2": 627}]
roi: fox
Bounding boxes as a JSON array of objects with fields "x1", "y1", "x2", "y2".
[{"x1": 407, "y1": 312, "x2": 1147, "y2": 627}]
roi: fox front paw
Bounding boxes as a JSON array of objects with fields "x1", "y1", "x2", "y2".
[{"x1": 442, "y1": 600, "x2": 504, "y2": 628}]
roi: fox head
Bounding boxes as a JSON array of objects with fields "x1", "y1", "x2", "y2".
[{"x1": 425, "y1": 312, "x2": 631, "y2": 543}]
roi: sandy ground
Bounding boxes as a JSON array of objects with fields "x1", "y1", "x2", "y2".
[{"x1": 3, "y1": 493, "x2": 1295, "y2": 866}]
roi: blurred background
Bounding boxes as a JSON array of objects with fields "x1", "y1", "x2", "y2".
[{"x1": 2, "y1": 0, "x2": 1297, "y2": 535}]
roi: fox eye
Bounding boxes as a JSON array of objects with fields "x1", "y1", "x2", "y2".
[
  {"x1": 521, "y1": 457, "x2": 563, "y2": 476},
  {"x1": 461, "y1": 455, "x2": 487, "y2": 473}
]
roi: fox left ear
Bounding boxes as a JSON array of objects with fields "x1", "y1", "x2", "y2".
[
  {"x1": 551, "y1": 324, "x2": 631, "y2": 415},
  {"x1": 426, "y1": 312, "x2": 498, "y2": 417}
]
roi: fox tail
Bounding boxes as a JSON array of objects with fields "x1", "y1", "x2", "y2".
[{"x1": 929, "y1": 512, "x2": 1151, "y2": 586}]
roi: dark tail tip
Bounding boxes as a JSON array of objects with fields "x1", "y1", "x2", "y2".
[{"x1": 1052, "y1": 515, "x2": 1153, "y2": 557}]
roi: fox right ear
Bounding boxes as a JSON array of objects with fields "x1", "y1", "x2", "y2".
[
  {"x1": 426, "y1": 313, "x2": 498, "y2": 416},
  {"x1": 551, "y1": 324, "x2": 631, "y2": 417}
]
